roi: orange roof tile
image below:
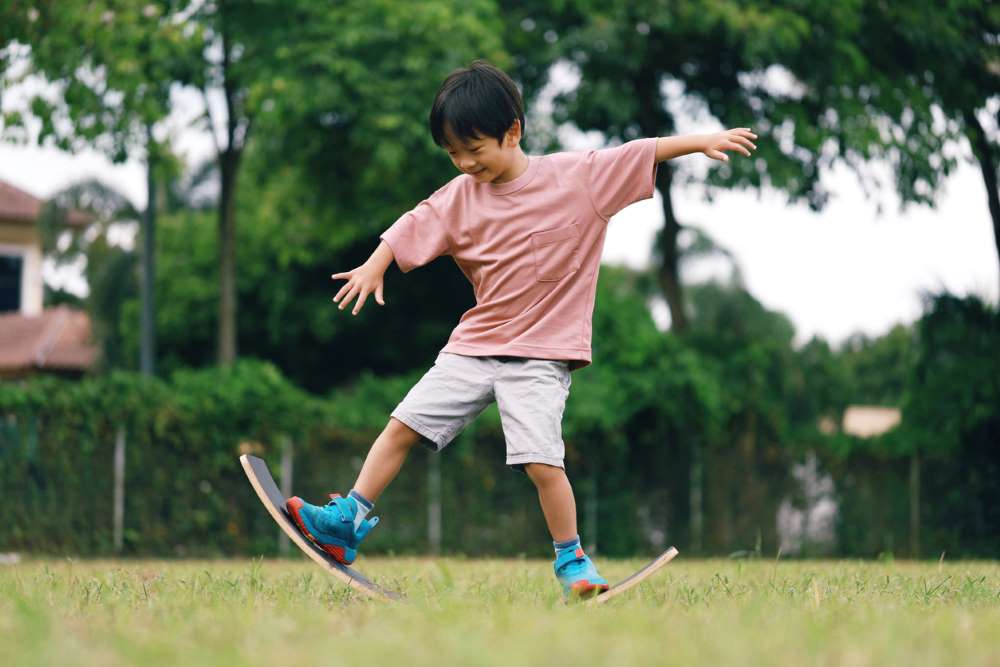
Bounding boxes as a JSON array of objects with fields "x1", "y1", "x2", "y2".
[
  {"x1": 0, "y1": 306, "x2": 98, "y2": 377},
  {"x1": 0, "y1": 179, "x2": 91, "y2": 226}
]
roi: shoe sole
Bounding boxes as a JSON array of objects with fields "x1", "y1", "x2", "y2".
[
  {"x1": 285, "y1": 496, "x2": 352, "y2": 565},
  {"x1": 568, "y1": 580, "x2": 610, "y2": 599}
]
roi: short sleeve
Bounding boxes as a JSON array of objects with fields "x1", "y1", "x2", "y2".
[
  {"x1": 584, "y1": 138, "x2": 659, "y2": 220},
  {"x1": 380, "y1": 196, "x2": 451, "y2": 273}
]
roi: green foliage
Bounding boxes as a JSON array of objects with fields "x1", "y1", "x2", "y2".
[
  {"x1": 0, "y1": 361, "x2": 323, "y2": 556},
  {"x1": 906, "y1": 295, "x2": 1000, "y2": 456},
  {"x1": 9, "y1": 1, "x2": 192, "y2": 159},
  {"x1": 247, "y1": 0, "x2": 508, "y2": 250}
]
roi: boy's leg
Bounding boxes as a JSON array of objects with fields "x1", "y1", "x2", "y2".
[
  {"x1": 287, "y1": 352, "x2": 493, "y2": 564},
  {"x1": 285, "y1": 418, "x2": 419, "y2": 564},
  {"x1": 353, "y1": 417, "x2": 422, "y2": 502},
  {"x1": 525, "y1": 461, "x2": 608, "y2": 597},
  {"x1": 523, "y1": 462, "x2": 578, "y2": 543},
  {"x1": 494, "y1": 358, "x2": 607, "y2": 597}
]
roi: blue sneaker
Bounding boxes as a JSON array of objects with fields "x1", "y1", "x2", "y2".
[
  {"x1": 285, "y1": 493, "x2": 379, "y2": 565},
  {"x1": 554, "y1": 545, "x2": 610, "y2": 599}
]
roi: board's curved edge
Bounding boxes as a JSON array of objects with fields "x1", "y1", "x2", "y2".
[
  {"x1": 586, "y1": 546, "x2": 679, "y2": 606},
  {"x1": 239, "y1": 454, "x2": 403, "y2": 601}
]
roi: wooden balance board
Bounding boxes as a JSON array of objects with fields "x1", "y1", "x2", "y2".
[{"x1": 239, "y1": 454, "x2": 402, "y2": 601}]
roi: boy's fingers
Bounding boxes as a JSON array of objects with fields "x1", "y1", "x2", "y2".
[
  {"x1": 724, "y1": 141, "x2": 751, "y2": 156},
  {"x1": 331, "y1": 272, "x2": 350, "y2": 280},
  {"x1": 375, "y1": 284, "x2": 385, "y2": 305},
  {"x1": 338, "y1": 285, "x2": 359, "y2": 310},
  {"x1": 333, "y1": 281, "x2": 352, "y2": 303},
  {"x1": 353, "y1": 291, "x2": 370, "y2": 315}
]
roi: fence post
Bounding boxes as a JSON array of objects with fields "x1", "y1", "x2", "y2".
[
  {"x1": 690, "y1": 439, "x2": 703, "y2": 553},
  {"x1": 427, "y1": 455, "x2": 441, "y2": 555},
  {"x1": 279, "y1": 437, "x2": 294, "y2": 555},
  {"x1": 909, "y1": 451, "x2": 920, "y2": 558},
  {"x1": 113, "y1": 426, "x2": 126, "y2": 554}
]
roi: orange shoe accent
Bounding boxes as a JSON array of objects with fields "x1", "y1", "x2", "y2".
[
  {"x1": 575, "y1": 547, "x2": 585, "y2": 558},
  {"x1": 286, "y1": 497, "x2": 318, "y2": 541},
  {"x1": 570, "y1": 580, "x2": 610, "y2": 598},
  {"x1": 323, "y1": 544, "x2": 348, "y2": 563}
]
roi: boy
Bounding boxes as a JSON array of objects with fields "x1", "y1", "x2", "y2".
[{"x1": 287, "y1": 60, "x2": 756, "y2": 599}]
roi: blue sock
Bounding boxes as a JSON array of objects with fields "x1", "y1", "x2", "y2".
[
  {"x1": 348, "y1": 489, "x2": 373, "y2": 530},
  {"x1": 553, "y1": 535, "x2": 581, "y2": 553}
]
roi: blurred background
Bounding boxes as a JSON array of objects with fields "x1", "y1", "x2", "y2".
[{"x1": 0, "y1": 1, "x2": 997, "y2": 561}]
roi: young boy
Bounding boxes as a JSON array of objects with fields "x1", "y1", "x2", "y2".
[{"x1": 287, "y1": 60, "x2": 756, "y2": 598}]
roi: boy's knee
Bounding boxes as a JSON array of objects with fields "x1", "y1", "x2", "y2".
[
  {"x1": 386, "y1": 417, "x2": 422, "y2": 448},
  {"x1": 524, "y1": 462, "x2": 565, "y2": 485}
]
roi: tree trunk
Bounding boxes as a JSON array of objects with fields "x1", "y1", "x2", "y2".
[
  {"x1": 963, "y1": 110, "x2": 1000, "y2": 297},
  {"x1": 215, "y1": 8, "x2": 246, "y2": 367},
  {"x1": 140, "y1": 132, "x2": 156, "y2": 376},
  {"x1": 654, "y1": 164, "x2": 698, "y2": 550},
  {"x1": 217, "y1": 148, "x2": 239, "y2": 366},
  {"x1": 654, "y1": 158, "x2": 689, "y2": 333}
]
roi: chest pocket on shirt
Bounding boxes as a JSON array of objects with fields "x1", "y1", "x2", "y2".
[{"x1": 530, "y1": 224, "x2": 581, "y2": 282}]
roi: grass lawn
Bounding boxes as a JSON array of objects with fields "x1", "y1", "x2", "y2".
[{"x1": 1, "y1": 556, "x2": 998, "y2": 666}]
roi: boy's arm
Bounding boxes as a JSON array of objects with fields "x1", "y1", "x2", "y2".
[
  {"x1": 332, "y1": 240, "x2": 395, "y2": 316},
  {"x1": 655, "y1": 128, "x2": 757, "y2": 163}
]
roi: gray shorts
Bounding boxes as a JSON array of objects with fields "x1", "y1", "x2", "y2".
[{"x1": 391, "y1": 352, "x2": 572, "y2": 471}]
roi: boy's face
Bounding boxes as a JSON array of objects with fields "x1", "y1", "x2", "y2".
[{"x1": 442, "y1": 121, "x2": 523, "y2": 184}]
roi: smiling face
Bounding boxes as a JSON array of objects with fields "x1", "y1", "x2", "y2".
[{"x1": 442, "y1": 120, "x2": 525, "y2": 185}]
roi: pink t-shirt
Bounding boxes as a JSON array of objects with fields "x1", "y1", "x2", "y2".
[{"x1": 380, "y1": 138, "x2": 659, "y2": 371}]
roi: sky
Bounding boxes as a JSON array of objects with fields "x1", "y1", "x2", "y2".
[{"x1": 1, "y1": 74, "x2": 997, "y2": 348}]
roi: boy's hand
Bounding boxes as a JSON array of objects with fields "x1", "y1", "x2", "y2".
[
  {"x1": 702, "y1": 128, "x2": 757, "y2": 162},
  {"x1": 331, "y1": 262, "x2": 386, "y2": 316}
]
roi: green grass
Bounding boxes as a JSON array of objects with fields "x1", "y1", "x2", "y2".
[{"x1": 2, "y1": 556, "x2": 999, "y2": 666}]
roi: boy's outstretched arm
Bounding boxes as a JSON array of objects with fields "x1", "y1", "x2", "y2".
[
  {"x1": 332, "y1": 240, "x2": 395, "y2": 316},
  {"x1": 655, "y1": 128, "x2": 757, "y2": 163}
]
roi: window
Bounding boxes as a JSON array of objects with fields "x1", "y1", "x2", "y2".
[{"x1": 0, "y1": 254, "x2": 22, "y2": 312}]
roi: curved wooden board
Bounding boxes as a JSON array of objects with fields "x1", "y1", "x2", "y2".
[
  {"x1": 239, "y1": 454, "x2": 402, "y2": 601},
  {"x1": 585, "y1": 546, "x2": 679, "y2": 606}
]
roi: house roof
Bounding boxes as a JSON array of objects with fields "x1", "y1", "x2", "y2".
[
  {"x1": 0, "y1": 305, "x2": 98, "y2": 377},
  {"x1": 0, "y1": 179, "x2": 92, "y2": 226}
]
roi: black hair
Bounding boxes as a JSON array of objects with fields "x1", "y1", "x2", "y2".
[{"x1": 429, "y1": 60, "x2": 526, "y2": 148}]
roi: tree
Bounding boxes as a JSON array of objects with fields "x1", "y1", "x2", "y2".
[
  {"x1": 4, "y1": 1, "x2": 195, "y2": 376},
  {"x1": 840, "y1": 2, "x2": 1000, "y2": 295}
]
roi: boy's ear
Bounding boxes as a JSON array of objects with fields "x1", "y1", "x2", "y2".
[{"x1": 505, "y1": 119, "x2": 522, "y2": 147}]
